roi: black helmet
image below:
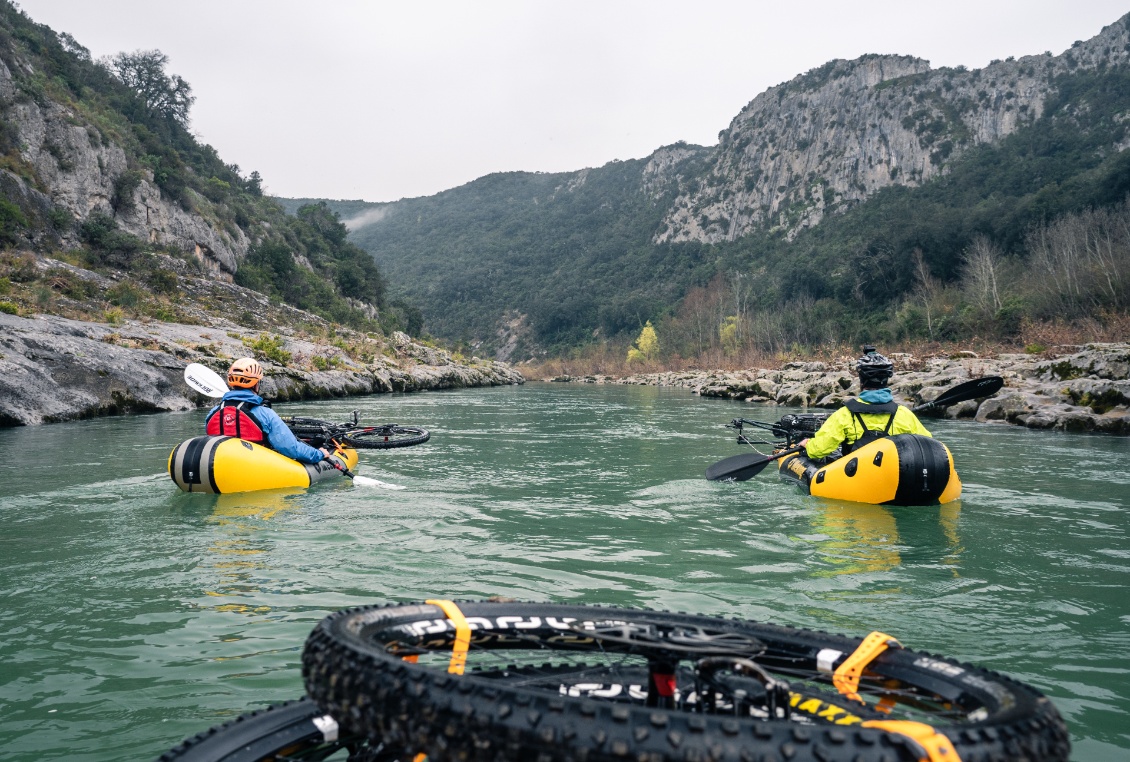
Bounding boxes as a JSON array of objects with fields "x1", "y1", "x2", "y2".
[{"x1": 856, "y1": 346, "x2": 894, "y2": 387}]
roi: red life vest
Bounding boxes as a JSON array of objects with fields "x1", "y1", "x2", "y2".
[{"x1": 205, "y1": 400, "x2": 266, "y2": 443}]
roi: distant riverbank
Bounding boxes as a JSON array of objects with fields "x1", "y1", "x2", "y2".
[
  {"x1": 0, "y1": 312, "x2": 523, "y2": 427},
  {"x1": 545, "y1": 343, "x2": 1130, "y2": 434}
]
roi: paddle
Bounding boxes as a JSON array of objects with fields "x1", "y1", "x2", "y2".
[
  {"x1": 705, "y1": 375, "x2": 1005, "y2": 482},
  {"x1": 184, "y1": 363, "x2": 229, "y2": 398},
  {"x1": 910, "y1": 375, "x2": 1004, "y2": 413},
  {"x1": 705, "y1": 445, "x2": 805, "y2": 482}
]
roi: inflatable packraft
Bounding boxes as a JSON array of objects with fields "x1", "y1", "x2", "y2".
[
  {"x1": 777, "y1": 433, "x2": 961, "y2": 506},
  {"x1": 168, "y1": 435, "x2": 359, "y2": 494}
]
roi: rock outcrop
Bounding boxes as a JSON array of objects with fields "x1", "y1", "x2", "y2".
[
  {"x1": 0, "y1": 312, "x2": 523, "y2": 428},
  {"x1": 552, "y1": 344, "x2": 1130, "y2": 435}
]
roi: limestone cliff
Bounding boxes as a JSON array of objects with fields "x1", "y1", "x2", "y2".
[
  {"x1": 0, "y1": 54, "x2": 247, "y2": 277},
  {"x1": 658, "y1": 14, "x2": 1130, "y2": 243}
]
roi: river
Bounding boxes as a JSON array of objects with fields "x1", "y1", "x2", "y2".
[{"x1": 0, "y1": 383, "x2": 1127, "y2": 761}]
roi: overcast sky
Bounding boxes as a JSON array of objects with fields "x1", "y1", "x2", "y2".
[{"x1": 16, "y1": 1, "x2": 1130, "y2": 202}]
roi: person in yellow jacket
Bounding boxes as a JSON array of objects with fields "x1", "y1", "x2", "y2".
[{"x1": 801, "y1": 347, "x2": 932, "y2": 461}]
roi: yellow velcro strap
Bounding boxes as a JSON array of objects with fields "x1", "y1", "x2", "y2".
[
  {"x1": 833, "y1": 631, "x2": 900, "y2": 703},
  {"x1": 425, "y1": 599, "x2": 470, "y2": 675},
  {"x1": 862, "y1": 720, "x2": 961, "y2": 762}
]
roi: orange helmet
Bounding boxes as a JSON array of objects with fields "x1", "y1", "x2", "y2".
[{"x1": 227, "y1": 357, "x2": 263, "y2": 389}]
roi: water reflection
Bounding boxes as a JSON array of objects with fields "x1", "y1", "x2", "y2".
[
  {"x1": 201, "y1": 490, "x2": 305, "y2": 613},
  {"x1": 803, "y1": 500, "x2": 963, "y2": 578}
]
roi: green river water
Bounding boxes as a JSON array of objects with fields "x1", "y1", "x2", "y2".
[{"x1": 1, "y1": 383, "x2": 1128, "y2": 761}]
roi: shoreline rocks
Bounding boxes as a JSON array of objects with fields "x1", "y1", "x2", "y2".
[
  {"x1": 0, "y1": 312, "x2": 523, "y2": 427},
  {"x1": 546, "y1": 344, "x2": 1130, "y2": 435}
]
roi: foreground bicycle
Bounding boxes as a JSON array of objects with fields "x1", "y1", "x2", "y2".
[
  {"x1": 283, "y1": 410, "x2": 430, "y2": 450},
  {"x1": 301, "y1": 600, "x2": 1070, "y2": 762}
]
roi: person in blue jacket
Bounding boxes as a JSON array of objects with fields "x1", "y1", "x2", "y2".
[{"x1": 205, "y1": 357, "x2": 329, "y2": 464}]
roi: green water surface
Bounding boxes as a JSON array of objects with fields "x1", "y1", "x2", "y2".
[{"x1": 0, "y1": 383, "x2": 1127, "y2": 760}]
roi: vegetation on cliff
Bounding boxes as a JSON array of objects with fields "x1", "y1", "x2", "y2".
[{"x1": 0, "y1": 2, "x2": 419, "y2": 336}]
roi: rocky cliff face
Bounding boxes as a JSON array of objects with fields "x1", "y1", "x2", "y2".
[
  {"x1": 0, "y1": 57, "x2": 247, "y2": 277},
  {"x1": 657, "y1": 14, "x2": 1130, "y2": 243},
  {"x1": 0, "y1": 254, "x2": 523, "y2": 427}
]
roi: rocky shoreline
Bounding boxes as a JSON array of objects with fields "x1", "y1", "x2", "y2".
[
  {"x1": 0, "y1": 312, "x2": 523, "y2": 427},
  {"x1": 547, "y1": 344, "x2": 1130, "y2": 435}
]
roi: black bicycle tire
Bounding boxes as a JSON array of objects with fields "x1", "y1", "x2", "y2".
[
  {"x1": 302, "y1": 601, "x2": 1070, "y2": 762},
  {"x1": 157, "y1": 698, "x2": 354, "y2": 762},
  {"x1": 343, "y1": 426, "x2": 430, "y2": 450}
]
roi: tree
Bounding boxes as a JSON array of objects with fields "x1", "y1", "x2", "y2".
[
  {"x1": 627, "y1": 321, "x2": 658, "y2": 364},
  {"x1": 108, "y1": 49, "x2": 195, "y2": 126},
  {"x1": 961, "y1": 235, "x2": 1003, "y2": 316},
  {"x1": 912, "y1": 248, "x2": 943, "y2": 339}
]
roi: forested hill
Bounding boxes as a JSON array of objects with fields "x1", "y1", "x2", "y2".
[
  {"x1": 284, "y1": 13, "x2": 1130, "y2": 361},
  {"x1": 0, "y1": 2, "x2": 416, "y2": 335}
]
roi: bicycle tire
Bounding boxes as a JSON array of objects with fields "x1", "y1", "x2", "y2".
[
  {"x1": 302, "y1": 601, "x2": 1070, "y2": 762},
  {"x1": 343, "y1": 426, "x2": 430, "y2": 450},
  {"x1": 156, "y1": 697, "x2": 404, "y2": 762}
]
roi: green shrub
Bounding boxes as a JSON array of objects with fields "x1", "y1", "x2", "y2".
[
  {"x1": 104, "y1": 307, "x2": 124, "y2": 325},
  {"x1": 1, "y1": 252, "x2": 38, "y2": 281},
  {"x1": 111, "y1": 170, "x2": 143, "y2": 212},
  {"x1": 243, "y1": 333, "x2": 291, "y2": 365},
  {"x1": 47, "y1": 207, "x2": 73, "y2": 232},
  {"x1": 146, "y1": 305, "x2": 177, "y2": 322},
  {"x1": 80, "y1": 212, "x2": 144, "y2": 269},
  {"x1": 107, "y1": 282, "x2": 144, "y2": 308},
  {"x1": 0, "y1": 300, "x2": 18, "y2": 314},
  {"x1": 1024, "y1": 343, "x2": 1048, "y2": 354},
  {"x1": 0, "y1": 276, "x2": 10, "y2": 294},
  {"x1": 145, "y1": 267, "x2": 179, "y2": 294}
]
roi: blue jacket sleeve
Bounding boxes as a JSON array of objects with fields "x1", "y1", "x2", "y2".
[{"x1": 257, "y1": 407, "x2": 325, "y2": 464}]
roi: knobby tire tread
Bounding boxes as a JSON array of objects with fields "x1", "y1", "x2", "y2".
[
  {"x1": 301, "y1": 601, "x2": 1070, "y2": 762},
  {"x1": 157, "y1": 698, "x2": 332, "y2": 762},
  {"x1": 344, "y1": 426, "x2": 430, "y2": 450}
]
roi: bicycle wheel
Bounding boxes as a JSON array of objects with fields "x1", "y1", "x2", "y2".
[
  {"x1": 303, "y1": 601, "x2": 1070, "y2": 762},
  {"x1": 343, "y1": 425, "x2": 430, "y2": 450},
  {"x1": 157, "y1": 697, "x2": 406, "y2": 762}
]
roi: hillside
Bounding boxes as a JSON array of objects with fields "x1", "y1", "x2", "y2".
[
  {"x1": 0, "y1": 1, "x2": 421, "y2": 334},
  {"x1": 293, "y1": 13, "x2": 1130, "y2": 361}
]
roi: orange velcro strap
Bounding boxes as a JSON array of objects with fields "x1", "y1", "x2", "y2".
[
  {"x1": 425, "y1": 599, "x2": 471, "y2": 675},
  {"x1": 833, "y1": 630, "x2": 900, "y2": 703},
  {"x1": 862, "y1": 720, "x2": 961, "y2": 762}
]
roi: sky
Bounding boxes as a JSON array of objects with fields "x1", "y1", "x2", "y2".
[{"x1": 15, "y1": 1, "x2": 1130, "y2": 203}]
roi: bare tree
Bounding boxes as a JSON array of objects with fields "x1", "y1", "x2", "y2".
[
  {"x1": 961, "y1": 235, "x2": 1003, "y2": 315},
  {"x1": 1025, "y1": 200, "x2": 1130, "y2": 316},
  {"x1": 912, "y1": 248, "x2": 942, "y2": 339},
  {"x1": 108, "y1": 49, "x2": 195, "y2": 126}
]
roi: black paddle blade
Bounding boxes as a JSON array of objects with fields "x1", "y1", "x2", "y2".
[
  {"x1": 912, "y1": 375, "x2": 1004, "y2": 412},
  {"x1": 705, "y1": 452, "x2": 776, "y2": 482}
]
